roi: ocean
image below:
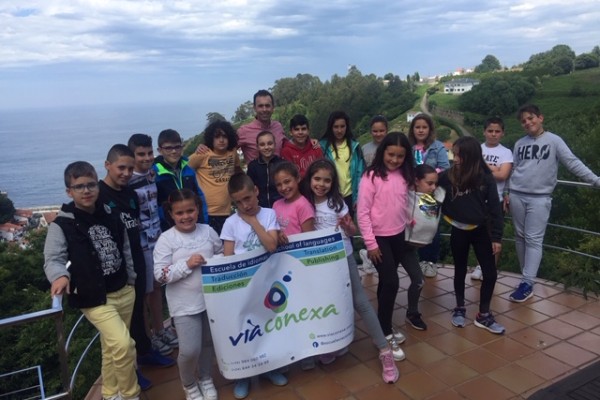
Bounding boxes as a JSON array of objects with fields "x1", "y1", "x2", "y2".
[{"x1": 0, "y1": 102, "x2": 231, "y2": 208}]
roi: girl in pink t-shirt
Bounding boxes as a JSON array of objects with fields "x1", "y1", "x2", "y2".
[{"x1": 272, "y1": 161, "x2": 315, "y2": 238}]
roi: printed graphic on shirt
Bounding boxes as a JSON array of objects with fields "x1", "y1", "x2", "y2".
[
  {"x1": 418, "y1": 194, "x2": 441, "y2": 219},
  {"x1": 243, "y1": 230, "x2": 262, "y2": 253},
  {"x1": 483, "y1": 154, "x2": 501, "y2": 166},
  {"x1": 517, "y1": 144, "x2": 550, "y2": 163},
  {"x1": 208, "y1": 155, "x2": 235, "y2": 183},
  {"x1": 88, "y1": 224, "x2": 123, "y2": 275}
]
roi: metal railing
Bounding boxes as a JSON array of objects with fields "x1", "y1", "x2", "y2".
[{"x1": 0, "y1": 295, "x2": 100, "y2": 400}]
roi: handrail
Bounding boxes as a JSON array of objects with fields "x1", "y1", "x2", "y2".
[{"x1": 0, "y1": 295, "x2": 70, "y2": 400}]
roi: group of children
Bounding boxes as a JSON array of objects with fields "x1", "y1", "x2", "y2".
[{"x1": 43, "y1": 101, "x2": 600, "y2": 400}]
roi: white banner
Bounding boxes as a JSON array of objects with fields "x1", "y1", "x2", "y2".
[{"x1": 202, "y1": 228, "x2": 354, "y2": 379}]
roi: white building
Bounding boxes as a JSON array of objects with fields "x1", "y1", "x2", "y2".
[{"x1": 443, "y1": 78, "x2": 480, "y2": 95}]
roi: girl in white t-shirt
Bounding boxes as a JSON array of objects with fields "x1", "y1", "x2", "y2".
[
  {"x1": 153, "y1": 189, "x2": 223, "y2": 400},
  {"x1": 301, "y1": 159, "x2": 400, "y2": 384}
]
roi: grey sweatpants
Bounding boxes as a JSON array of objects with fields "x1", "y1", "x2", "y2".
[
  {"x1": 509, "y1": 193, "x2": 552, "y2": 286},
  {"x1": 173, "y1": 311, "x2": 214, "y2": 387}
]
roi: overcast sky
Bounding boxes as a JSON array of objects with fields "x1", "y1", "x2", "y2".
[{"x1": 1, "y1": 0, "x2": 599, "y2": 112}]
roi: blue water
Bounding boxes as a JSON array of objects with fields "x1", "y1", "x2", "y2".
[{"x1": 0, "y1": 102, "x2": 232, "y2": 207}]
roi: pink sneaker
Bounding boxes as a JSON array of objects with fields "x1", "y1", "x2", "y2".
[{"x1": 379, "y1": 349, "x2": 399, "y2": 384}]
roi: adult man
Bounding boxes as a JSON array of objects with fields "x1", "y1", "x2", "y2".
[{"x1": 237, "y1": 89, "x2": 286, "y2": 163}]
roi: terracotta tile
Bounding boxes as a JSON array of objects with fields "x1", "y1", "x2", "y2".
[
  {"x1": 426, "y1": 331, "x2": 478, "y2": 355},
  {"x1": 509, "y1": 326, "x2": 560, "y2": 350},
  {"x1": 483, "y1": 337, "x2": 535, "y2": 361},
  {"x1": 295, "y1": 375, "x2": 349, "y2": 399},
  {"x1": 348, "y1": 338, "x2": 379, "y2": 363},
  {"x1": 418, "y1": 299, "x2": 449, "y2": 316},
  {"x1": 526, "y1": 298, "x2": 572, "y2": 317},
  {"x1": 455, "y1": 347, "x2": 509, "y2": 374},
  {"x1": 395, "y1": 370, "x2": 448, "y2": 399},
  {"x1": 492, "y1": 282, "x2": 513, "y2": 295},
  {"x1": 453, "y1": 324, "x2": 503, "y2": 346},
  {"x1": 424, "y1": 389, "x2": 465, "y2": 400},
  {"x1": 592, "y1": 325, "x2": 600, "y2": 336},
  {"x1": 515, "y1": 352, "x2": 573, "y2": 380},
  {"x1": 421, "y1": 283, "x2": 451, "y2": 299},
  {"x1": 489, "y1": 297, "x2": 524, "y2": 314},
  {"x1": 401, "y1": 320, "x2": 449, "y2": 341},
  {"x1": 463, "y1": 286, "x2": 485, "y2": 303},
  {"x1": 567, "y1": 331, "x2": 600, "y2": 354},
  {"x1": 331, "y1": 363, "x2": 381, "y2": 393},
  {"x1": 548, "y1": 292, "x2": 590, "y2": 309},
  {"x1": 496, "y1": 274, "x2": 522, "y2": 288},
  {"x1": 455, "y1": 376, "x2": 515, "y2": 400},
  {"x1": 557, "y1": 310, "x2": 600, "y2": 330},
  {"x1": 361, "y1": 355, "x2": 419, "y2": 378},
  {"x1": 533, "y1": 284, "x2": 564, "y2": 298},
  {"x1": 355, "y1": 383, "x2": 410, "y2": 400},
  {"x1": 535, "y1": 318, "x2": 583, "y2": 340},
  {"x1": 430, "y1": 277, "x2": 456, "y2": 292},
  {"x1": 487, "y1": 364, "x2": 545, "y2": 395},
  {"x1": 493, "y1": 314, "x2": 528, "y2": 333},
  {"x1": 543, "y1": 341, "x2": 597, "y2": 367},
  {"x1": 504, "y1": 307, "x2": 550, "y2": 325},
  {"x1": 577, "y1": 301, "x2": 600, "y2": 317},
  {"x1": 428, "y1": 292, "x2": 460, "y2": 310},
  {"x1": 319, "y1": 352, "x2": 361, "y2": 373},
  {"x1": 402, "y1": 342, "x2": 447, "y2": 367},
  {"x1": 263, "y1": 388, "x2": 304, "y2": 400},
  {"x1": 142, "y1": 378, "x2": 185, "y2": 399},
  {"x1": 421, "y1": 357, "x2": 478, "y2": 386}
]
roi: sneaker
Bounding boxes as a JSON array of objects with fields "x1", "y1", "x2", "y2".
[
  {"x1": 137, "y1": 349, "x2": 175, "y2": 368},
  {"x1": 264, "y1": 370, "x2": 288, "y2": 386},
  {"x1": 420, "y1": 261, "x2": 437, "y2": 278},
  {"x1": 379, "y1": 349, "x2": 400, "y2": 384},
  {"x1": 509, "y1": 282, "x2": 534, "y2": 303},
  {"x1": 319, "y1": 352, "x2": 337, "y2": 365},
  {"x1": 183, "y1": 382, "x2": 203, "y2": 400},
  {"x1": 451, "y1": 307, "x2": 466, "y2": 328},
  {"x1": 406, "y1": 312, "x2": 428, "y2": 331},
  {"x1": 233, "y1": 378, "x2": 250, "y2": 399},
  {"x1": 199, "y1": 378, "x2": 218, "y2": 400},
  {"x1": 359, "y1": 249, "x2": 377, "y2": 275},
  {"x1": 136, "y1": 369, "x2": 152, "y2": 391},
  {"x1": 300, "y1": 356, "x2": 316, "y2": 370},
  {"x1": 385, "y1": 327, "x2": 406, "y2": 344},
  {"x1": 151, "y1": 334, "x2": 172, "y2": 356},
  {"x1": 470, "y1": 265, "x2": 483, "y2": 280},
  {"x1": 319, "y1": 347, "x2": 349, "y2": 365},
  {"x1": 386, "y1": 336, "x2": 406, "y2": 361},
  {"x1": 474, "y1": 313, "x2": 505, "y2": 334},
  {"x1": 160, "y1": 326, "x2": 179, "y2": 347}
]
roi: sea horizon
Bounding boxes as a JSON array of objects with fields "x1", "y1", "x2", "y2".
[{"x1": 0, "y1": 101, "x2": 234, "y2": 208}]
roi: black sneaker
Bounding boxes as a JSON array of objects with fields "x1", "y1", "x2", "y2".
[{"x1": 406, "y1": 312, "x2": 427, "y2": 331}]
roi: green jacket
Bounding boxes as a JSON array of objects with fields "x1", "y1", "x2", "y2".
[{"x1": 319, "y1": 139, "x2": 365, "y2": 204}]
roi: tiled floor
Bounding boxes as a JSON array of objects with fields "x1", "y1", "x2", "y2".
[{"x1": 86, "y1": 266, "x2": 600, "y2": 400}]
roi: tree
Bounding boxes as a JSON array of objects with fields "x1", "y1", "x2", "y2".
[
  {"x1": 574, "y1": 53, "x2": 600, "y2": 70},
  {"x1": 232, "y1": 101, "x2": 254, "y2": 123},
  {"x1": 523, "y1": 44, "x2": 576, "y2": 76},
  {"x1": 0, "y1": 193, "x2": 15, "y2": 224},
  {"x1": 206, "y1": 112, "x2": 226, "y2": 125},
  {"x1": 474, "y1": 55, "x2": 502, "y2": 73},
  {"x1": 592, "y1": 45, "x2": 600, "y2": 59},
  {"x1": 458, "y1": 74, "x2": 535, "y2": 115}
]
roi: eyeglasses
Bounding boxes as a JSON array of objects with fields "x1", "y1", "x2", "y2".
[
  {"x1": 160, "y1": 145, "x2": 183, "y2": 152},
  {"x1": 69, "y1": 182, "x2": 99, "y2": 193}
]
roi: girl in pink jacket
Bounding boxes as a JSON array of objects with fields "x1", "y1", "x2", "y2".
[{"x1": 357, "y1": 133, "x2": 427, "y2": 339}]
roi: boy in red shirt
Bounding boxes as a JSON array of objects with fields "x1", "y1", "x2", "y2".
[{"x1": 281, "y1": 114, "x2": 323, "y2": 177}]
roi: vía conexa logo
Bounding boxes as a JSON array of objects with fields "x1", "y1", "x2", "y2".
[{"x1": 228, "y1": 271, "x2": 339, "y2": 347}]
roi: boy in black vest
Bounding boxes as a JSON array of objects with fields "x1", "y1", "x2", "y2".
[{"x1": 44, "y1": 161, "x2": 140, "y2": 400}]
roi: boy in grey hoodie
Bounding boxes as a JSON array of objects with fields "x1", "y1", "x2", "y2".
[
  {"x1": 506, "y1": 104, "x2": 600, "y2": 302},
  {"x1": 44, "y1": 161, "x2": 140, "y2": 400}
]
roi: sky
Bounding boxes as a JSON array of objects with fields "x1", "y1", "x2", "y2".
[{"x1": 1, "y1": 0, "x2": 599, "y2": 115}]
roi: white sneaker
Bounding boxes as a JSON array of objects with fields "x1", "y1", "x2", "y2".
[
  {"x1": 420, "y1": 261, "x2": 437, "y2": 278},
  {"x1": 151, "y1": 334, "x2": 172, "y2": 356},
  {"x1": 359, "y1": 249, "x2": 377, "y2": 275},
  {"x1": 385, "y1": 327, "x2": 406, "y2": 344},
  {"x1": 471, "y1": 265, "x2": 483, "y2": 281},
  {"x1": 199, "y1": 378, "x2": 218, "y2": 400},
  {"x1": 386, "y1": 336, "x2": 406, "y2": 361},
  {"x1": 184, "y1": 382, "x2": 204, "y2": 400}
]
